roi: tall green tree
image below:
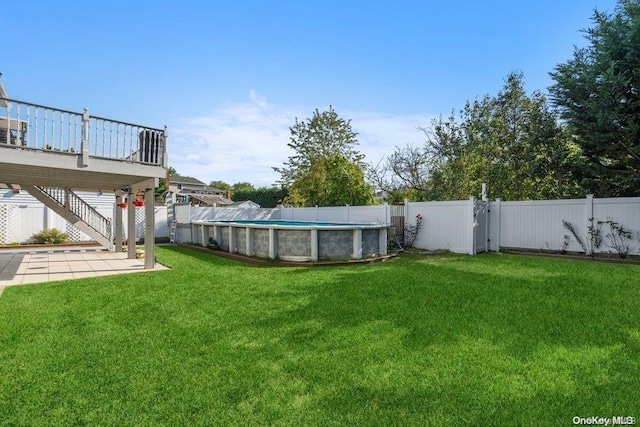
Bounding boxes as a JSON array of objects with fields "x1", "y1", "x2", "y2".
[
  {"x1": 232, "y1": 182, "x2": 255, "y2": 192},
  {"x1": 232, "y1": 186, "x2": 288, "y2": 208},
  {"x1": 426, "y1": 72, "x2": 577, "y2": 201},
  {"x1": 155, "y1": 166, "x2": 176, "y2": 202},
  {"x1": 549, "y1": 0, "x2": 640, "y2": 196},
  {"x1": 274, "y1": 107, "x2": 374, "y2": 206},
  {"x1": 209, "y1": 181, "x2": 232, "y2": 192}
]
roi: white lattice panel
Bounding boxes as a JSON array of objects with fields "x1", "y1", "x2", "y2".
[
  {"x1": 0, "y1": 204, "x2": 20, "y2": 244},
  {"x1": 65, "y1": 222, "x2": 88, "y2": 242},
  {"x1": 135, "y1": 207, "x2": 145, "y2": 239}
]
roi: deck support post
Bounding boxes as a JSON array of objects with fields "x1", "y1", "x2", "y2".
[
  {"x1": 127, "y1": 188, "x2": 136, "y2": 259},
  {"x1": 144, "y1": 186, "x2": 155, "y2": 269},
  {"x1": 115, "y1": 194, "x2": 123, "y2": 252}
]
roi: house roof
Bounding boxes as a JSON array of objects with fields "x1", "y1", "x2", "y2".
[
  {"x1": 187, "y1": 194, "x2": 233, "y2": 206},
  {"x1": 169, "y1": 174, "x2": 206, "y2": 186},
  {"x1": 229, "y1": 200, "x2": 260, "y2": 208},
  {"x1": 176, "y1": 186, "x2": 224, "y2": 195}
]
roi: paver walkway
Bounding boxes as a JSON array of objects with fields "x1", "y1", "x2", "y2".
[{"x1": 0, "y1": 246, "x2": 168, "y2": 296}]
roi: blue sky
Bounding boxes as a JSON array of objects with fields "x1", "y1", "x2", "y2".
[{"x1": 1, "y1": 0, "x2": 618, "y2": 187}]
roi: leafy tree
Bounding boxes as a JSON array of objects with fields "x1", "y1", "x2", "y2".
[
  {"x1": 367, "y1": 144, "x2": 431, "y2": 202},
  {"x1": 209, "y1": 180, "x2": 232, "y2": 192},
  {"x1": 549, "y1": 0, "x2": 640, "y2": 196},
  {"x1": 155, "y1": 166, "x2": 176, "y2": 202},
  {"x1": 375, "y1": 73, "x2": 577, "y2": 201},
  {"x1": 232, "y1": 186, "x2": 288, "y2": 208},
  {"x1": 274, "y1": 107, "x2": 374, "y2": 206},
  {"x1": 288, "y1": 155, "x2": 374, "y2": 206},
  {"x1": 232, "y1": 182, "x2": 255, "y2": 192},
  {"x1": 425, "y1": 72, "x2": 578, "y2": 201}
]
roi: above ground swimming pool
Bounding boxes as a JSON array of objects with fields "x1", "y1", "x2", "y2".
[{"x1": 190, "y1": 219, "x2": 392, "y2": 262}]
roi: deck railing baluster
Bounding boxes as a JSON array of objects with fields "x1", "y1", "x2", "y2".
[
  {"x1": 43, "y1": 109, "x2": 48, "y2": 148},
  {"x1": 1, "y1": 97, "x2": 164, "y2": 165},
  {"x1": 60, "y1": 111, "x2": 64, "y2": 150}
]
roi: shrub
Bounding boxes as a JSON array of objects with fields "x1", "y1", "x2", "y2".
[{"x1": 30, "y1": 228, "x2": 69, "y2": 244}]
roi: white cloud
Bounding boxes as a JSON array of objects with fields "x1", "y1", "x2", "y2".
[
  {"x1": 347, "y1": 110, "x2": 436, "y2": 165},
  {"x1": 169, "y1": 91, "x2": 436, "y2": 187}
]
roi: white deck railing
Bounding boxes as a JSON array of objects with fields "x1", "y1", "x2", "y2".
[{"x1": 0, "y1": 97, "x2": 166, "y2": 166}]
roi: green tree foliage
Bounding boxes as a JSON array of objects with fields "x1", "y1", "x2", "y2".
[
  {"x1": 232, "y1": 182, "x2": 255, "y2": 192},
  {"x1": 209, "y1": 180, "x2": 232, "y2": 192},
  {"x1": 274, "y1": 107, "x2": 374, "y2": 206},
  {"x1": 288, "y1": 155, "x2": 374, "y2": 206},
  {"x1": 155, "y1": 166, "x2": 176, "y2": 203},
  {"x1": 549, "y1": 0, "x2": 640, "y2": 197},
  {"x1": 232, "y1": 186, "x2": 288, "y2": 208},
  {"x1": 367, "y1": 144, "x2": 431, "y2": 202},
  {"x1": 425, "y1": 72, "x2": 578, "y2": 201}
]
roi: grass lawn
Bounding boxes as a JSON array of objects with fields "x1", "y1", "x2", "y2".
[{"x1": 1, "y1": 247, "x2": 639, "y2": 425}]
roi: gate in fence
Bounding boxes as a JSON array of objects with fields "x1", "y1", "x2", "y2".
[
  {"x1": 390, "y1": 203, "x2": 405, "y2": 244},
  {"x1": 474, "y1": 200, "x2": 489, "y2": 254}
]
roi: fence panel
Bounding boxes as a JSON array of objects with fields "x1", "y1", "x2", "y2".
[
  {"x1": 185, "y1": 207, "x2": 279, "y2": 223},
  {"x1": 407, "y1": 201, "x2": 472, "y2": 253},
  {"x1": 389, "y1": 204, "x2": 405, "y2": 243},
  {"x1": 277, "y1": 205, "x2": 389, "y2": 223},
  {"x1": 593, "y1": 197, "x2": 640, "y2": 255},
  {"x1": 119, "y1": 206, "x2": 169, "y2": 240},
  {"x1": 498, "y1": 199, "x2": 586, "y2": 252},
  {"x1": 4, "y1": 192, "x2": 639, "y2": 255}
]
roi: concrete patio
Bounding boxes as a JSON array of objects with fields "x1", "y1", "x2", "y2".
[{"x1": 0, "y1": 246, "x2": 168, "y2": 296}]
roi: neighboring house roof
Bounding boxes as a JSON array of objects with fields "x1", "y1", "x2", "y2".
[
  {"x1": 228, "y1": 200, "x2": 260, "y2": 208},
  {"x1": 176, "y1": 187, "x2": 224, "y2": 195},
  {"x1": 169, "y1": 174, "x2": 206, "y2": 186},
  {"x1": 187, "y1": 194, "x2": 233, "y2": 206}
]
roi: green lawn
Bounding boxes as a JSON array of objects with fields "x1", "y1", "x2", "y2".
[{"x1": 1, "y1": 247, "x2": 639, "y2": 425}]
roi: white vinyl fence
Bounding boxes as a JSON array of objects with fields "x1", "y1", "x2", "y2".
[
  {"x1": 175, "y1": 204, "x2": 391, "y2": 224},
  {"x1": 492, "y1": 196, "x2": 640, "y2": 255},
  {"x1": 3, "y1": 189, "x2": 639, "y2": 256},
  {"x1": 0, "y1": 190, "x2": 168, "y2": 245},
  {"x1": 405, "y1": 199, "x2": 483, "y2": 254}
]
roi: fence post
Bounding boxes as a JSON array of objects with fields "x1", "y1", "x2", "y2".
[
  {"x1": 384, "y1": 202, "x2": 389, "y2": 224},
  {"x1": 494, "y1": 199, "x2": 501, "y2": 252},
  {"x1": 404, "y1": 198, "x2": 409, "y2": 230},
  {"x1": 469, "y1": 196, "x2": 476, "y2": 255},
  {"x1": 585, "y1": 194, "x2": 594, "y2": 255}
]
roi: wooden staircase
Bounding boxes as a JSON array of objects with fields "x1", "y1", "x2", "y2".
[{"x1": 23, "y1": 185, "x2": 113, "y2": 250}]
